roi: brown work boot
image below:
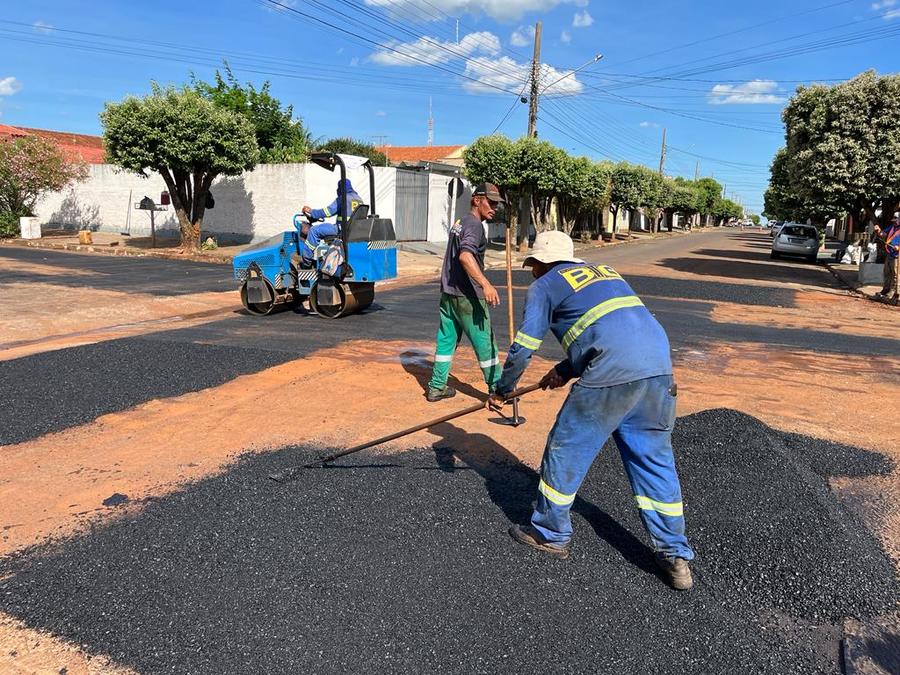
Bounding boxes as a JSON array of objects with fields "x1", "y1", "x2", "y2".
[
  {"x1": 508, "y1": 525, "x2": 571, "y2": 559},
  {"x1": 655, "y1": 555, "x2": 694, "y2": 591},
  {"x1": 426, "y1": 386, "x2": 456, "y2": 402}
]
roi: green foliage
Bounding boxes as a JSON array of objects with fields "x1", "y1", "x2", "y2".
[
  {"x1": 0, "y1": 135, "x2": 88, "y2": 218},
  {"x1": 0, "y1": 209, "x2": 21, "y2": 238},
  {"x1": 193, "y1": 64, "x2": 312, "y2": 163},
  {"x1": 316, "y1": 137, "x2": 388, "y2": 166},
  {"x1": 749, "y1": 214, "x2": 760, "y2": 225},
  {"x1": 101, "y1": 84, "x2": 259, "y2": 252},
  {"x1": 669, "y1": 180, "x2": 701, "y2": 215},
  {"x1": 775, "y1": 70, "x2": 900, "y2": 225},
  {"x1": 464, "y1": 133, "x2": 727, "y2": 236},
  {"x1": 714, "y1": 197, "x2": 743, "y2": 221},
  {"x1": 693, "y1": 177, "x2": 723, "y2": 216},
  {"x1": 463, "y1": 135, "x2": 519, "y2": 191}
]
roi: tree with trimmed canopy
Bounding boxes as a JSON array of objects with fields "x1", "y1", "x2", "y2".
[{"x1": 101, "y1": 85, "x2": 259, "y2": 253}]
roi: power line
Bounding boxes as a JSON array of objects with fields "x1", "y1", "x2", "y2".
[{"x1": 259, "y1": 0, "x2": 523, "y2": 95}]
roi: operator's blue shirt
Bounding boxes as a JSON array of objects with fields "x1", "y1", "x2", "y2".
[
  {"x1": 309, "y1": 188, "x2": 363, "y2": 222},
  {"x1": 495, "y1": 262, "x2": 672, "y2": 395}
]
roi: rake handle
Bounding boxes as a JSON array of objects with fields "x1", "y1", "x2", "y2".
[{"x1": 269, "y1": 382, "x2": 543, "y2": 482}]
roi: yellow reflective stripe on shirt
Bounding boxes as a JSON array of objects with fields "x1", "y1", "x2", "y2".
[
  {"x1": 514, "y1": 331, "x2": 543, "y2": 350},
  {"x1": 538, "y1": 478, "x2": 576, "y2": 506},
  {"x1": 304, "y1": 239, "x2": 316, "y2": 250},
  {"x1": 634, "y1": 495, "x2": 683, "y2": 517},
  {"x1": 561, "y1": 295, "x2": 644, "y2": 350},
  {"x1": 322, "y1": 205, "x2": 333, "y2": 217}
]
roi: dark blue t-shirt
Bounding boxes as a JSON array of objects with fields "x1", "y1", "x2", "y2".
[{"x1": 440, "y1": 213, "x2": 487, "y2": 298}]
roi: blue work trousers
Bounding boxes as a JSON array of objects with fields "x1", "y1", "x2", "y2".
[
  {"x1": 301, "y1": 222, "x2": 339, "y2": 262},
  {"x1": 532, "y1": 374, "x2": 694, "y2": 560}
]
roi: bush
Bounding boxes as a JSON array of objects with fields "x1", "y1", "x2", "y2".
[{"x1": 0, "y1": 210, "x2": 23, "y2": 238}]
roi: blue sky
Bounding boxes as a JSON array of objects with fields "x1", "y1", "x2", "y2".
[{"x1": 2, "y1": 0, "x2": 899, "y2": 214}]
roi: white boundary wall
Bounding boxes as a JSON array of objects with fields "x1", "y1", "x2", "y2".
[{"x1": 33, "y1": 162, "x2": 457, "y2": 243}]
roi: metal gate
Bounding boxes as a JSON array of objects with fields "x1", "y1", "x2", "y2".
[{"x1": 394, "y1": 169, "x2": 429, "y2": 241}]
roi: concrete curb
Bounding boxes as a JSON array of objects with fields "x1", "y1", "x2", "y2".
[
  {"x1": 2, "y1": 239, "x2": 234, "y2": 265},
  {"x1": 824, "y1": 261, "x2": 898, "y2": 307}
]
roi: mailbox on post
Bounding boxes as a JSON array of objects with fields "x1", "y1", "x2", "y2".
[{"x1": 135, "y1": 196, "x2": 168, "y2": 248}]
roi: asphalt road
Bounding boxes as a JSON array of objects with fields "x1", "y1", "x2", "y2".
[
  {"x1": 1, "y1": 231, "x2": 898, "y2": 673},
  {"x1": 2, "y1": 231, "x2": 896, "y2": 445}
]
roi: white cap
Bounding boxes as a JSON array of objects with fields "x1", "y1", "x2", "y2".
[{"x1": 523, "y1": 230, "x2": 584, "y2": 267}]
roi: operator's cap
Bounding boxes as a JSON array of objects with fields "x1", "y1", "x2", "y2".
[
  {"x1": 473, "y1": 183, "x2": 506, "y2": 204},
  {"x1": 523, "y1": 230, "x2": 584, "y2": 267}
]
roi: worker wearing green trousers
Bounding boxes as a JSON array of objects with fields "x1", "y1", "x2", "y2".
[
  {"x1": 428, "y1": 293, "x2": 500, "y2": 394},
  {"x1": 426, "y1": 183, "x2": 505, "y2": 403}
]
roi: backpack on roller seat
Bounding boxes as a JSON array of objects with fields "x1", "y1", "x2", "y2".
[{"x1": 321, "y1": 240, "x2": 345, "y2": 277}]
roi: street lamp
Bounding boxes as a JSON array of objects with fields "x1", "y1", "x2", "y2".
[{"x1": 540, "y1": 53, "x2": 603, "y2": 95}]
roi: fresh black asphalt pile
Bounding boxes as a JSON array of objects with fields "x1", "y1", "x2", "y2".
[{"x1": 0, "y1": 409, "x2": 896, "y2": 674}]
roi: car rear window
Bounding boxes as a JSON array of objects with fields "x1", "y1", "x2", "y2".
[{"x1": 782, "y1": 226, "x2": 816, "y2": 237}]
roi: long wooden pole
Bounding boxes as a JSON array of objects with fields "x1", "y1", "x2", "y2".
[
  {"x1": 505, "y1": 221, "x2": 523, "y2": 424},
  {"x1": 269, "y1": 382, "x2": 544, "y2": 482}
]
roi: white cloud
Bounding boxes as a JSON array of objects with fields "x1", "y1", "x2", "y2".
[
  {"x1": 350, "y1": 57, "x2": 360, "y2": 67},
  {"x1": 510, "y1": 25, "x2": 535, "y2": 47},
  {"x1": 872, "y1": 1, "x2": 900, "y2": 18},
  {"x1": 560, "y1": 30, "x2": 572, "y2": 44},
  {"x1": 708, "y1": 79, "x2": 785, "y2": 105},
  {"x1": 364, "y1": 0, "x2": 588, "y2": 23},
  {"x1": 375, "y1": 111, "x2": 387, "y2": 117},
  {"x1": 0, "y1": 77, "x2": 22, "y2": 96},
  {"x1": 370, "y1": 31, "x2": 499, "y2": 66},
  {"x1": 573, "y1": 10, "x2": 593, "y2": 27},
  {"x1": 639, "y1": 121, "x2": 659, "y2": 128},
  {"x1": 462, "y1": 56, "x2": 583, "y2": 96},
  {"x1": 33, "y1": 20, "x2": 54, "y2": 33}
]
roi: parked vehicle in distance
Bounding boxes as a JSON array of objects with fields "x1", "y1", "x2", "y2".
[{"x1": 771, "y1": 223, "x2": 819, "y2": 262}]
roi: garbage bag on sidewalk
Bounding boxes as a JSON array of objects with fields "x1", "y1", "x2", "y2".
[{"x1": 841, "y1": 244, "x2": 861, "y2": 265}]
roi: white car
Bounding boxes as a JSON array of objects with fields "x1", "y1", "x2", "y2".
[{"x1": 771, "y1": 223, "x2": 819, "y2": 262}]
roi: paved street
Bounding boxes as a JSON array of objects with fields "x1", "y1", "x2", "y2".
[{"x1": 1, "y1": 230, "x2": 898, "y2": 673}]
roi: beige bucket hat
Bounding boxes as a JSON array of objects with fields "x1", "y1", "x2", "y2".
[{"x1": 523, "y1": 230, "x2": 584, "y2": 267}]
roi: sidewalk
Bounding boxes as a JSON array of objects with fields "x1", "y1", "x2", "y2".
[
  {"x1": 2, "y1": 226, "x2": 699, "y2": 279},
  {"x1": 825, "y1": 259, "x2": 896, "y2": 304}
]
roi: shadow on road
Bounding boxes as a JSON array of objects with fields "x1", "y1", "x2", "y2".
[
  {"x1": 693, "y1": 248, "x2": 776, "y2": 263},
  {"x1": 656, "y1": 256, "x2": 835, "y2": 287},
  {"x1": 429, "y1": 421, "x2": 660, "y2": 578},
  {"x1": 399, "y1": 350, "x2": 486, "y2": 401}
]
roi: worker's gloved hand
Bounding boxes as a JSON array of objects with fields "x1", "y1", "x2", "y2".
[
  {"x1": 539, "y1": 366, "x2": 569, "y2": 390},
  {"x1": 486, "y1": 393, "x2": 505, "y2": 412}
]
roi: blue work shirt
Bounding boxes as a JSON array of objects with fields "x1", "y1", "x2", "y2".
[
  {"x1": 310, "y1": 188, "x2": 364, "y2": 222},
  {"x1": 495, "y1": 262, "x2": 672, "y2": 395}
]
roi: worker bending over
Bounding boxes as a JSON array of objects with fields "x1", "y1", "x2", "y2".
[
  {"x1": 489, "y1": 231, "x2": 695, "y2": 590},
  {"x1": 296, "y1": 179, "x2": 363, "y2": 266}
]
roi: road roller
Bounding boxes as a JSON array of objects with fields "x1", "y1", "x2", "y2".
[{"x1": 232, "y1": 152, "x2": 397, "y2": 319}]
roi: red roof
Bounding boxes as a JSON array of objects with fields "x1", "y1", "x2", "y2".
[
  {"x1": 0, "y1": 125, "x2": 105, "y2": 163},
  {"x1": 0, "y1": 124, "x2": 28, "y2": 138},
  {"x1": 376, "y1": 144, "x2": 465, "y2": 165}
]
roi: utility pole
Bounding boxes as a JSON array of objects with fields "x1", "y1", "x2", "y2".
[
  {"x1": 526, "y1": 23, "x2": 542, "y2": 138},
  {"x1": 658, "y1": 127, "x2": 667, "y2": 175},
  {"x1": 694, "y1": 160, "x2": 700, "y2": 181},
  {"x1": 518, "y1": 21, "x2": 542, "y2": 251}
]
